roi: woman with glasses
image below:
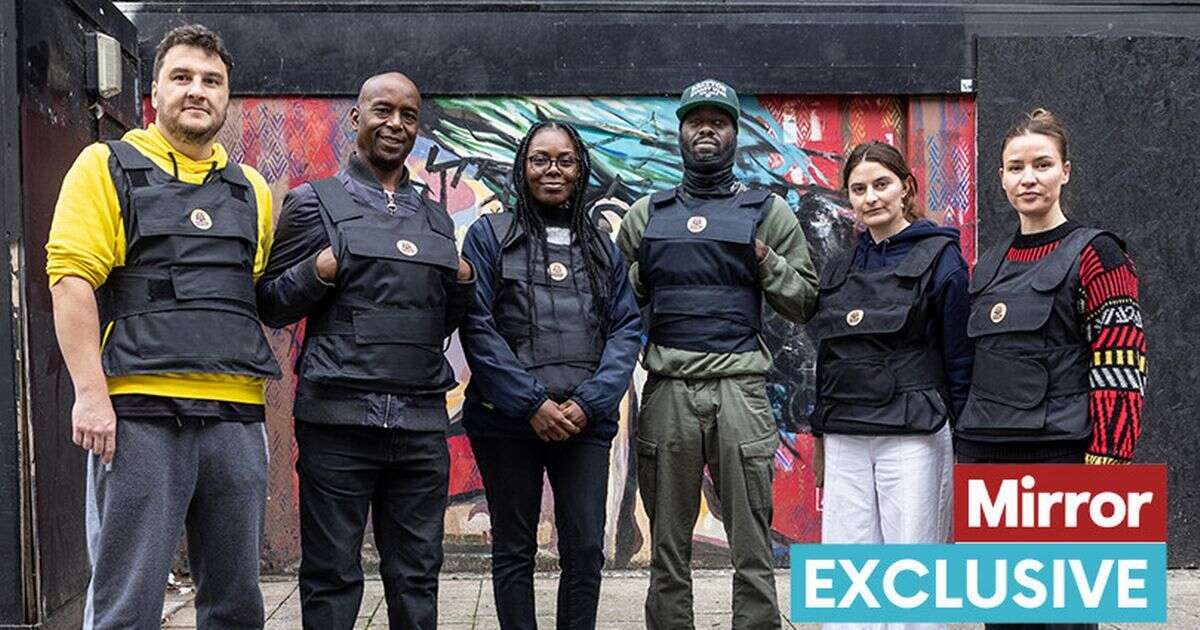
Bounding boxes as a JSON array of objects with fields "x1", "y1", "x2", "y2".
[{"x1": 459, "y1": 121, "x2": 642, "y2": 630}]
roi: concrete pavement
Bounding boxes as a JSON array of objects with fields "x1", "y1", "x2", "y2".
[{"x1": 162, "y1": 569, "x2": 1200, "y2": 629}]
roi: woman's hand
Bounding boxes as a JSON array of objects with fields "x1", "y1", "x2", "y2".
[
  {"x1": 559, "y1": 400, "x2": 588, "y2": 430},
  {"x1": 530, "y1": 400, "x2": 580, "y2": 442}
]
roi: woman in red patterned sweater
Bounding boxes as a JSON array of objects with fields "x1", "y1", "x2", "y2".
[
  {"x1": 956, "y1": 107, "x2": 1146, "y2": 630},
  {"x1": 957, "y1": 108, "x2": 1145, "y2": 470}
]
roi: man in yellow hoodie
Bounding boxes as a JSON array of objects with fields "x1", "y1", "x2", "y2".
[{"x1": 46, "y1": 25, "x2": 277, "y2": 629}]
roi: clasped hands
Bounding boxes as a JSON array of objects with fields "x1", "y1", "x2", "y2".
[{"x1": 529, "y1": 399, "x2": 587, "y2": 442}]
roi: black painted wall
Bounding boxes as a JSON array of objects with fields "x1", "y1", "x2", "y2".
[
  {"x1": 977, "y1": 36, "x2": 1199, "y2": 567},
  {"x1": 120, "y1": 1, "x2": 1200, "y2": 97},
  {"x1": 10, "y1": 0, "x2": 139, "y2": 626},
  {"x1": 0, "y1": 0, "x2": 26, "y2": 623}
]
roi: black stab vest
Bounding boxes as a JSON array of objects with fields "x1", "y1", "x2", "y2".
[
  {"x1": 957, "y1": 227, "x2": 1119, "y2": 442},
  {"x1": 97, "y1": 140, "x2": 280, "y2": 378},
  {"x1": 299, "y1": 177, "x2": 459, "y2": 394},
  {"x1": 636, "y1": 187, "x2": 771, "y2": 353},
  {"x1": 808, "y1": 235, "x2": 954, "y2": 434},
  {"x1": 484, "y1": 212, "x2": 605, "y2": 403}
]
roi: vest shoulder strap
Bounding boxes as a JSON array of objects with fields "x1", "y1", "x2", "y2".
[
  {"x1": 735, "y1": 189, "x2": 772, "y2": 208},
  {"x1": 895, "y1": 235, "x2": 956, "y2": 279},
  {"x1": 310, "y1": 177, "x2": 365, "y2": 224},
  {"x1": 421, "y1": 195, "x2": 456, "y2": 236},
  {"x1": 217, "y1": 162, "x2": 252, "y2": 204},
  {"x1": 309, "y1": 177, "x2": 364, "y2": 253},
  {"x1": 1031, "y1": 226, "x2": 1105, "y2": 291},
  {"x1": 104, "y1": 141, "x2": 152, "y2": 241},
  {"x1": 218, "y1": 161, "x2": 252, "y2": 190},
  {"x1": 819, "y1": 248, "x2": 854, "y2": 290},
  {"x1": 105, "y1": 140, "x2": 154, "y2": 172},
  {"x1": 650, "y1": 188, "x2": 677, "y2": 206},
  {"x1": 968, "y1": 232, "x2": 1016, "y2": 295},
  {"x1": 484, "y1": 211, "x2": 524, "y2": 249}
]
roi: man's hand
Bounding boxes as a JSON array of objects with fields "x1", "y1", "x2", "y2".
[
  {"x1": 315, "y1": 246, "x2": 337, "y2": 282},
  {"x1": 755, "y1": 238, "x2": 769, "y2": 263},
  {"x1": 530, "y1": 399, "x2": 580, "y2": 442},
  {"x1": 73, "y1": 389, "x2": 117, "y2": 464},
  {"x1": 559, "y1": 400, "x2": 588, "y2": 430},
  {"x1": 457, "y1": 257, "x2": 473, "y2": 283},
  {"x1": 812, "y1": 437, "x2": 824, "y2": 488}
]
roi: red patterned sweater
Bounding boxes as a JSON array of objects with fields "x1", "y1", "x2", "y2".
[{"x1": 958, "y1": 220, "x2": 1146, "y2": 463}]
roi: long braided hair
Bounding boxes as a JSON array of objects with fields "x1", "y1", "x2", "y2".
[{"x1": 501, "y1": 121, "x2": 613, "y2": 342}]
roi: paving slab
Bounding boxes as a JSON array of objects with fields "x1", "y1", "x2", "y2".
[{"x1": 159, "y1": 569, "x2": 1200, "y2": 629}]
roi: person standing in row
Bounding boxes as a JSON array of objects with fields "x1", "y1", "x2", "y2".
[
  {"x1": 809, "y1": 141, "x2": 972, "y2": 630},
  {"x1": 956, "y1": 108, "x2": 1147, "y2": 630},
  {"x1": 616, "y1": 79, "x2": 819, "y2": 630},
  {"x1": 459, "y1": 121, "x2": 642, "y2": 629},
  {"x1": 256, "y1": 72, "x2": 474, "y2": 630},
  {"x1": 48, "y1": 24, "x2": 278, "y2": 629}
]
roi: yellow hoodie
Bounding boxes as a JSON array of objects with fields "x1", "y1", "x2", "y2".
[{"x1": 46, "y1": 124, "x2": 275, "y2": 404}]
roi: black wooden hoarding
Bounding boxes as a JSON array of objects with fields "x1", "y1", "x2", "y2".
[
  {"x1": 976, "y1": 35, "x2": 1200, "y2": 567},
  {"x1": 122, "y1": 2, "x2": 1200, "y2": 97},
  {"x1": 4, "y1": 0, "x2": 138, "y2": 626},
  {"x1": 0, "y1": 0, "x2": 27, "y2": 621}
]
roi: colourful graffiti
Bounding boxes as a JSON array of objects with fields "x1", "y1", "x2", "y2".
[{"x1": 183, "y1": 94, "x2": 975, "y2": 571}]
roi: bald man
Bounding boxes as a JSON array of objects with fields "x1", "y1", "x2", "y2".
[{"x1": 257, "y1": 72, "x2": 473, "y2": 629}]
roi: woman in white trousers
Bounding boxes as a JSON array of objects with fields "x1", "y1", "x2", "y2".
[{"x1": 808, "y1": 141, "x2": 974, "y2": 630}]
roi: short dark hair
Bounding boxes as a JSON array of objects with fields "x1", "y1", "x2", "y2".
[{"x1": 152, "y1": 24, "x2": 233, "y2": 82}]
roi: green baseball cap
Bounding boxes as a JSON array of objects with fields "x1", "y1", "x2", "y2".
[{"x1": 676, "y1": 79, "x2": 740, "y2": 122}]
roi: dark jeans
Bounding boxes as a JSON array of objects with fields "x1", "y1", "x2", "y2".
[
  {"x1": 957, "y1": 449, "x2": 1096, "y2": 630},
  {"x1": 296, "y1": 421, "x2": 449, "y2": 630},
  {"x1": 470, "y1": 436, "x2": 611, "y2": 630}
]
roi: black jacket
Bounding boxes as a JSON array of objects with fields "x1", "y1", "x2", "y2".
[
  {"x1": 459, "y1": 212, "x2": 642, "y2": 444},
  {"x1": 256, "y1": 154, "x2": 475, "y2": 430}
]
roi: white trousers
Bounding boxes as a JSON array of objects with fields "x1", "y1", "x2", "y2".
[{"x1": 820, "y1": 423, "x2": 954, "y2": 630}]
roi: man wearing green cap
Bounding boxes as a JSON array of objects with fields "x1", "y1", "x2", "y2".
[{"x1": 617, "y1": 79, "x2": 818, "y2": 629}]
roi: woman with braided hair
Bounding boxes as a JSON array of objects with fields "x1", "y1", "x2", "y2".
[{"x1": 460, "y1": 121, "x2": 642, "y2": 629}]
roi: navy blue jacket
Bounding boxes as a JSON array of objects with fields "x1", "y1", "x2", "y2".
[
  {"x1": 459, "y1": 216, "x2": 643, "y2": 445},
  {"x1": 850, "y1": 219, "x2": 974, "y2": 419}
]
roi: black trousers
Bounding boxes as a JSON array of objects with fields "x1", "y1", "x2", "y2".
[
  {"x1": 296, "y1": 421, "x2": 449, "y2": 630},
  {"x1": 470, "y1": 436, "x2": 611, "y2": 630},
  {"x1": 957, "y1": 449, "x2": 1097, "y2": 630}
]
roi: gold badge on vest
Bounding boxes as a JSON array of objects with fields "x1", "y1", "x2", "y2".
[
  {"x1": 686, "y1": 216, "x2": 708, "y2": 233},
  {"x1": 189, "y1": 208, "x2": 213, "y2": 230},
  {"x1": 396, "y1": 239, "x2": 419, "y2": 257},
  {"x1": 990, "y1": 302, "x2": 1007, "y2": 323},
  {"x1": 846, "y1": 309, "x2": 864, "y2": 327},
  {"x1": 547, "y1": 262, "x2": 569, "y2": 282}
]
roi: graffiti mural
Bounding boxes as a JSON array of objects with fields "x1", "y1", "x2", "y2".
[{"x1": 180, "y1": 94, "x2": 974, "y2": 571}]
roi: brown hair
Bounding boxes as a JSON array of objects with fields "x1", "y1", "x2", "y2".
[
  {"x1": 1001, "y1": 108, "x2": 1069, "y2": 162},
  {"x1": 841, "y1": 140, "x2": 921, "y2": 222},
  {"x1": 152, "y1": 24, "x2": 233, "y2": 82}
]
